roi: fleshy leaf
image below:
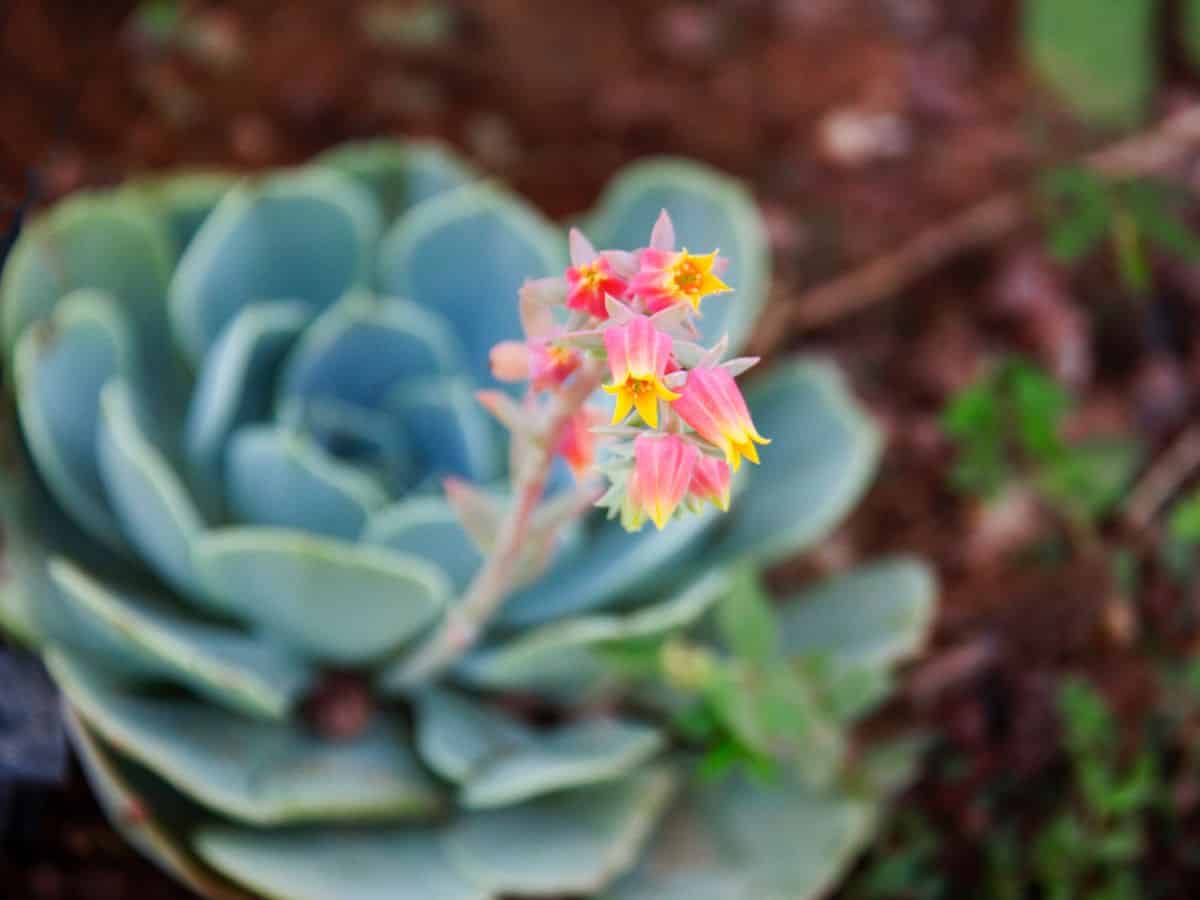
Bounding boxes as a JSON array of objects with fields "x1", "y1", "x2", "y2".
[
  {"x1": 64, "y1": 708, "x2": 252, "y2": 900},
  {"x1": 778, "y1": 558, "x2": 936, "y2": 672},
  {"x1": 606, "y1": 771, "x2": 877, "y2": 900},
  {"x1": 449, "y1": 569, "x2": 728, "y2": 699},
  {"x1": 414, "y1": 689, "x2": 664, "y2": 808},
  {"x1": 318, "y1": 139, "x2": 478, "y2": 223},
  {"x1": 184, "y1": 301, "x2": 313, "y2": 511},
  {"x1": 497, "y1": 506, "x2": 720, "y2": 628},
  {"x1": 276, "y1": 291, "x2": 464, "y2": 411},
  {"x1": 279, "y1": 395, "x2": 416, "y2": 494},
  {"x1": 224, "y1": 425, "x2": 387, "y2": 540},
  {"x1": 50, "y1": 559, "x2": 312, "y2": 720},
  {"x1": 584, "y1": 159, "x2": 769, "y2": 352},
  {"x1": 444, "y1": 767, "x2": 675, "y2": 897},
  {"x1": 195, "y1": 826, "x2": 487, "y2": 900},
  {"x1": 169, "y1": 170, "x2": 381, "y2": 363},
  {"x1": 119, "y1": 172, "x2": 238, "y2": 257},
  {"x1": 193, "y1": 527, "x2": 451, "y2": 664},
  {"x1": 361, "y1": 498, "x2": 482, "y2": 592},
  {"x1": 713, "y1": 358, "x2": 882, "y2": 566},
  {"x1": 1, "y1": 189, "x2": 174, "y2": 369},
  {"x1": 14, "y1": 290, "x2": 133, "y2": 552},
  {"x1": 387, "y1": 377, "x2": 502, "y2": 483},
  {"x1": 51, "y1": 650, "x2": 443, "y2": 826},
  {"x1": 377, "y1": 181, "x2": 565, "y2": 384},
  {"x1": 98, "y1": 378, "x2": 209, "y2": 596}
]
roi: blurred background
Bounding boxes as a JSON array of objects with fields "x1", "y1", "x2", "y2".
[{"x1": 6, "y1": 0, "x2": 1200, "y2": 897}]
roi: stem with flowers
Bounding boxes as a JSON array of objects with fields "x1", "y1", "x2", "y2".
[
  {"x1": 395, "y1": 360, "x2": 604, "y2": 684},
  {"x1": 397, "y1": 210, "x2": 771, "y2": 684}
]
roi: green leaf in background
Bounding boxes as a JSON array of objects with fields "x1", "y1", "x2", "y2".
[
  {"x1": 1023, "y1": 0, "x2": 1157, "y2": 128},
  {"x1": 714, "y1": 566, "x2": 778, "y2": 663},
  {"x1": 1168, "y1": 490, "x2": 1200, "y2": 544},
  {"x1": 1184, "y1": 0, "x2": 1200, "y2": 70},
  {"x1": 1007, "y1": 361, "x2": 1070, "y2": 461},
  {"x1": 1120, "y1": 179, "x2": 1200, "y2": 262},
  {"x1": 1037, "y1": 439, "x2": 1141, "y2": 524},
  {"x1": 1039, "y1": 166, "x2": 1114, "y2": 263}
]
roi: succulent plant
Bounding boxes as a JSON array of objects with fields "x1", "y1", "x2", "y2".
[{"x1": 0, "y1": 141, "x2": 935, "y2": 899}]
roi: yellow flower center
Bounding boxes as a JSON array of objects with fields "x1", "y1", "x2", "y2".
[
  {"x1": 578, "y1": 263, "x2": 604, "y2": 291},
  {"x1": 672, "y1": 259, "x2": 703, "y2": 295},
  {"x1": 628, "y1": 376, "x2": 656, "y2": 396}
]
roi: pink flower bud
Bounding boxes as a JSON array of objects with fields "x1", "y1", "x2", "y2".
[
  {"x1": 671, "y1": 366, "x2": 769, "y2": 470},
  {"x1": 627, "y1": 433, "x2": 699, "y2": 531},
  {"x1": 688, "y1": 455, "x2": 732, "y2": 512},
  {"x1": 529, "y1": 339, "x2": 581, "y2": 391},
  {"x1": 489, "y1": 340, "x2": 531, "y2": 382},
  {"x1": 556, "y1": 407, "x2": 603, "y2": 479}
]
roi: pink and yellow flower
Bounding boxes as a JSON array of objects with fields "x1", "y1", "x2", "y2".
[
  {"x1": 556, "y1": 407, "x2": 603, "y2": 478},
  {"x1": 688, "y1": 455, "x2": 732, "y2": 512},
  {"x1": 671, "y1": 366, "x2": 770, "y2": 470},
  {"x1": 627, "y1": 433, "x2": 699, "y2": 531},
  {"x1": 565, "y1": 230, "x2": 630, "y2": 320},
  {"x1": 529, "y1": 339, "x2": 581, "y2": 391},
  {"x1": 630, "y1": 248, "x2": 731, "y2": 315},
  {"x1": 602, "y1": 315, "x2": 680, "y2": 428}
]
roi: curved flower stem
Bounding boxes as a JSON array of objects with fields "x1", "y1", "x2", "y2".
[{"x1": 394, "y1": 360, "x2": 606, "y2": 685}]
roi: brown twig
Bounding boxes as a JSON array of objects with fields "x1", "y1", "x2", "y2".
[
  {"x1": 752, "y1": 104, "x2": 1200, "y2": 354},
  {"x1": 1125, "y1": 426, "x2": 1200, "y2": 533}
]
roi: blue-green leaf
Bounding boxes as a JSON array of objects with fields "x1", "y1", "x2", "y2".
[
  {"x1": 377, "y1": 181, "x2": 565, "y2": 383},
  {"x1": 276, "y1": 291, "x2": 464, "y2": 412},
  {"x1": 414, "y1": 689, "x2": 664, "y2": 808},
  {"x1": 451, "y1": 569, "x2": 729, "y2": 699},
  {"x1": 1, "y1": 190, "x2": 174, "y2": 368},
  {"x1": 445, "y1": 767, "x2": 675, "y2": 897},
  {"x1": 497, "y1": 507, "x2": 719, "y2": 629},
  {"x1": 361, "y1": 498, "x2": 481, "y2": 593},
  {"x1": 386, "y1": 377, "x2": 502, "y2": 483},
  {"x1": 778, "y1": 558, "x2": 937, "y2": 671},
  {"x1": 51, "y1": 649, "x2": 443, "y2": 826},
  {"x1": 184, "y1": 301, "x2": 313, "y2": 511},
  {"x1": 585, "y1": 159, "x2": 769, "y2": 352},
  {"x1": 14, "y1": 291, "x2": 134, "y2": 551},
  {"x1": 606, "y1": 771, "x2": 877, "y2": 900},
  {"x1": 278, "y1": 395, "x2": 416, "y2": 495},
  {"x1": 98, "y1": 379, "x2": 208, "y2": 596},
  {"x1": 49, "y1": 559, "x2": 312, "y2": 720},
  {"x1": 193, "y1": 527, "x2": 450, "y2": 664},
  {"x1": 195, "y1": 826, "x2": 486, "y2": 900},
  {"x1": 318, "y1": 140, "x2": 478, "y2": 223},
  {"x1": 224, "y1": 425, "x2": 387, "y2": 540},
  {"x1": 64, "y1": 709, "x2": 252, "y2": 900},
  {"x1": 169, "y1": 170, "x2": 381, "y2": 363},
  {"x1": 119, "y1": 172, "x2": 238, "y2": 258}
]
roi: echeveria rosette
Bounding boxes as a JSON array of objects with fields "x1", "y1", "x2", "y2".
[{"x1": 0, "y1": 141, "x2": 935, "y2": 900}]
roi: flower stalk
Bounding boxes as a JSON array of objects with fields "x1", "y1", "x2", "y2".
[{"x1": 394, "y1": 359, "x2": 605, "y2": 684}]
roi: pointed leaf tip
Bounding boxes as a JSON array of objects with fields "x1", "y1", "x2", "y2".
[{"x1": 650, "y1": 209, "x2": 675, "y2": 250}]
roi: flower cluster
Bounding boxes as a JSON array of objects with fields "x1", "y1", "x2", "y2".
[{"x1": 489, "y1": 211, "x2": 769, "y2": 532}]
